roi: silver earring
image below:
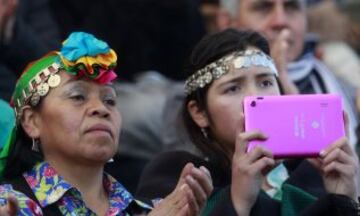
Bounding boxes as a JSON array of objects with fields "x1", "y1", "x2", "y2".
[
  {"x1": 107, "y1": 158, "x2": 114, "y2": 163},
  {"x1": 201, "y1": 128, "x2": 208, "y2": 139},
  {"x1": 32, "y1": 138, "x2": 40, "y2": 152}
]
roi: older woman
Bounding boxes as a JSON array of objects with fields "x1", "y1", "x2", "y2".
[
  {"x1": 0, "y1": 32, "x2": 212, "y2": 215},
  {"x1": 137, "y1": 29, "x2": 359, "y2": 215}
]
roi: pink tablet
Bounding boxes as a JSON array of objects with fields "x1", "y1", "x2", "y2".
[{"x1": 244, "y1": 94, "x2": 345, "y2": 158}]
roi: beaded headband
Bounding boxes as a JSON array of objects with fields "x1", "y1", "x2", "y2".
[
  {"x1": 185, "y1": 49, "x2": 278, "y2": 95},
  {"x1": 11, "y1": 54, "x2": 62, "y2": 119}
]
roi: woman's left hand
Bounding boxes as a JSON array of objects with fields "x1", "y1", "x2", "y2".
[
  {"x1": 147, "y1": 163, "x2": 213, "y2": 216},
  {"x1": 309, "y1": 137, "x2": 359, "y2": 201}
]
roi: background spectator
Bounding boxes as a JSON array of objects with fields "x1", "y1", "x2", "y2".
[{"x1": 0, "y1": 0, "x2": 60, "y2": 102}]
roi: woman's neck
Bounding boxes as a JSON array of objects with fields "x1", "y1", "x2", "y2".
[{"x1": 45, "y1": 156, "x2": 109, "y2": 215}]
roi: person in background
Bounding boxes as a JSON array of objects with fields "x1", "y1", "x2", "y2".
[
  {"x1": 0, "y1": 0, "x2": 60, "y2": 102},
  {"x1": 307, "y1": 0, "x2": 360, "y2": 91},
  {"x1": 200, "y1": 0, "x2": 220, "y2": 34}
]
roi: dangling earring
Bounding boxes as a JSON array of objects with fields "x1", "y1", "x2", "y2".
[
  {"x1": 201, "y1": 128, "x2": 208, "y2": 139},
  {"x1": 32, "y1": 138, "x2": 40, "y2": 152}
]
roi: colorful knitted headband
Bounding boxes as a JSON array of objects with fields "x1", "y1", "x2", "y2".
[
  {"x1": 0, "y1": 32, "x2": 118, "y2": 180},
  {"x1": 11, "y1": 32, "x2": 118, "y2": 119},
  {"x1": 185, "y1": 49, "x2": 278, "y2": 95}
]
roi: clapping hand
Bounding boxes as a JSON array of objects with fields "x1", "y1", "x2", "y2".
[{"x1": 148, "y1": 163, "x2": 213, "y2": 216}]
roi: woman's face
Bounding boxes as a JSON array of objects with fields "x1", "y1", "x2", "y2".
[
  {"x1": 192, "y1": 64, "x2": 281, "y2": 152},
  {"x1": 28, "y1": 71, "x2": 121, "y2": 164}
]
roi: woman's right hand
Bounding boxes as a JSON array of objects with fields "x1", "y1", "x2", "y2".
[
  {"x1": 0, "y1": 195, "x2": 18, "y2": 216},
  {"x1": 148, "y1": 163, "x2": 213, "y2": 216},
  {"x1": 231, "y1": 130, "x2": 275, "y2": 216}
]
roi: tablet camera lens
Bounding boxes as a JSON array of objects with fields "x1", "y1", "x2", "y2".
[{"x1": 251, "y1": 101, "x2": 256, "y2": 107}]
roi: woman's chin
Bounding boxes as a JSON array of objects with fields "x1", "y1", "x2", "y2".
[{"x1": 80, "y1": 150, "x2": 116, "y2": 165}]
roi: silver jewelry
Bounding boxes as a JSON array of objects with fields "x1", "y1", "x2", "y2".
[
  {"x1": 32, "y1": 138, "x2": 40, "y2": 152},
  {"x1": 201, "y1": 128, "x2": 208, "y2": 139},
  {"x1": 185, "y1": 49, "x2": 278, "y2": 95},
  {"x1": 15, "y1": 63, "x2": 62, "y2": 120}
]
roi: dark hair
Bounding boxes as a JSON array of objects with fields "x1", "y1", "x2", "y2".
[
  {"x1": 182, "y1": 29, "x2": 282, "y2": 171},
  {"x1": 3, "y1": 116, "x2": 44, "y2": 181},
  {"x1": 200, "y1": 0, "x2": 219, "y2": 5}
]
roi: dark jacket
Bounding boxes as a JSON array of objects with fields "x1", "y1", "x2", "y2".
[{"x1": 137, "y1": 150, "x2": 358, "y2": 216}]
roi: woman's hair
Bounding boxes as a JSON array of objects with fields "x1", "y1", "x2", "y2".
[
  {"x1": 3, "y1": 127, "x2": 44, "y2": 180},
  {"x1": 3, "y1": 105, "x2": 44, "y2": 181},
  {"x1": 182, "y1": 29, "x2": 283, "y2": 171}
]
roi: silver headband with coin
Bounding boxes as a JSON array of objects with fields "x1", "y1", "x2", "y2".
[
  {"x1": 14, "y1": 63, "x2": 62, "y2": 119},
  {"x1": 184, "y1": 49, "x2": 278, "y2": 95}
]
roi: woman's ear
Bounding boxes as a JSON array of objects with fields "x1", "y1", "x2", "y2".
[
  {"x1": 187, "y1": 100, "x2": 209, "y2": 128},
  {"x1": 21, "y1": 107, "x2": 41, "y2": 139}
]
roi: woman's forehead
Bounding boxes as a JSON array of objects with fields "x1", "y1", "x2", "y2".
[{"x1": 58, "y1": 71, "x2": 115, "y2": 91}]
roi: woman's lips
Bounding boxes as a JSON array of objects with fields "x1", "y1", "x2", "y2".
[{"x1": 85, "y1": 124, "x2": 113, "y2": 138}]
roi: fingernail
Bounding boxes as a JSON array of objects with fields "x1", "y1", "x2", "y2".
[
  {"x1": 200, "y1": 166, "x2": 208, "y2": 173},
  {"x1": 319, "y1": 150, "x2": 325, "y2": 157},
  {"x1": 186, "y1": 162, "x2": 194, "y2": 169}
]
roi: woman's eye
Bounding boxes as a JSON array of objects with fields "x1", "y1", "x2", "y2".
[
  {"x1": 104, "y1": 97, "x2": 116, "y2": 106},
  {"x1": 70, "y1": 94, "x2": 85, "y2": 101},
  {"x1": 224, "y1": 85, "x2": 241, "y2": 94},
  {"x1": 260, "y1": 80, "x2": 274, "y2": 87}
]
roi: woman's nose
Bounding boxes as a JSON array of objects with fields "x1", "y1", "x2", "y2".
[
  {"x1": 88, "y1": 98, "x2": 110, "y2": 118},
  {"x1": 245, "y1": 85, "x2": 261, "y2": 97}
]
